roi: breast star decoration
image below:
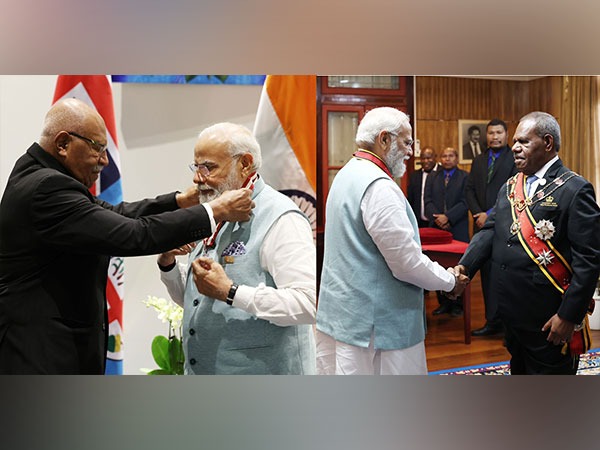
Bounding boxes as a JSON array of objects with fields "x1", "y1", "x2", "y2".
[
  {"x1": 534, "y1": 219, "x2": 555, "y2": 241},
  {"x1": 535, "y1": 249, "x2": 555, "y2": 267}
]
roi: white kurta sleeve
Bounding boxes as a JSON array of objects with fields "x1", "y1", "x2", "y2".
[
  {"x1": 232, "y1": 212, "x2": 317, "y2": 326},
  {"x1": 361, "y1": 178, "x2": 455, "y2": 292},
  {"x1": 159, "y1": 262, "x2": 188, "y2": 307}
]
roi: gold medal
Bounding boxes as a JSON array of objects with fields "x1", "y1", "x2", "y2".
[
  {"x1": 510, "y1": 222, "x2": 520, "y2": 234},
  {"x1": 224, "y1": 255, "x2": 235, "y2": 264}
]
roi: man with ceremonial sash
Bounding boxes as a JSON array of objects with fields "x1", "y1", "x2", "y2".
[
  {"x1": 456, "y1": 111, "x2": 600, "y2": 374},
  {"x1": 317, "y1": 107, "x2": 469, "y2": 375}
]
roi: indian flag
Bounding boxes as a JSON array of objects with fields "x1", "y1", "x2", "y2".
[{"x1": 253, "y1": 75, "x2": 316, "y2": 241}]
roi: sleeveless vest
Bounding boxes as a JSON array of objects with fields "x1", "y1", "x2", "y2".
[
  {"x1": 317, "y1": 157, "x2": 426, "y2": 350},
  {"x1": 183, "y1": 177, "x2": 315, "y2": 374}
]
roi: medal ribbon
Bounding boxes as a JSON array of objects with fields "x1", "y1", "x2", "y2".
[
  {"x1": 353, "y1": 149, "x2": 393, "y2": 179},
  {"x1": 511, "y1": 172, "x2": 572, "y2": 294},
  {"x1": 203, "y1": 172, "x2": 258, "y2": 249}
]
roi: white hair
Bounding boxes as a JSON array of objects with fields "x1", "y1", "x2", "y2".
[
  {"x1": 197, "y1": 122, "x2": 262, "y2": 170},
  {"x1": 355, "y1": 107, "x2": 410, "y2": 149}
]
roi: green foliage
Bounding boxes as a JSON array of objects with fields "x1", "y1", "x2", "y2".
[{"x1": 149, "y1": 335, "x2": 184, "y2": 375}]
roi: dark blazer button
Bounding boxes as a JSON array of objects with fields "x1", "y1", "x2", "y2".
[
  {"x1": 189, "y1": 328, "x2": 195, "y2": 335},
  {"x1": 189, "y1": 358, "x2": 196, "y2": 365},
  {"x1": 193, "y1": 299, "x2": 199, "y2": 306}
]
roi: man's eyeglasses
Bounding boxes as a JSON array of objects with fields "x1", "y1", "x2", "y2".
[
  {"x1": 188, "y1": 163, "x2": 211, "y2": 177},
  {"x1": 387, "y1": 131, "x2": 414, "y2": 148},
  {"x1": 189, "y1": 155, "x2": 242, "y2": 178},
  {"x1": 68, "y1": 132, "x2": 108, "y2": 157}
]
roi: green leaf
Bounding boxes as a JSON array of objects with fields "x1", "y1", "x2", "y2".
[
  {"x1": 169, "y1": 336, "x2": 185, "y2": 375},
  {"x1": 151, "y1": 335, "x2": 171, "y2": 371},
  {"x1": 147, "y1": 369, "x2": 172, "y2": 375}
]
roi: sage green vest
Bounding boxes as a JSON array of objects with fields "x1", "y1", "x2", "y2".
[
  {"x1": 183, "y1": 177, "x2": 315, "y2": 374},
  {"x1": 317, "y1": 158, "x2": 426, "y2": 350}
]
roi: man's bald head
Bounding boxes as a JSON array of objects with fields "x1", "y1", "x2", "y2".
[
  {"x1": 38, "y1": 98, "x2": 109, "y2": 188},
  {"x1": 39, "y1": 98, "x2": 106, "y2": 150}
]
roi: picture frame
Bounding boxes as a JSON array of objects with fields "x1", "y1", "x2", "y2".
[{"x1": 458, "y1": 119, "x2": 488, "y2": 164}]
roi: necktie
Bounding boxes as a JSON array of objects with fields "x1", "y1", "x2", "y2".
[
  {"x1": 420, "y1": 171, "x2": 428, "y2": 221},
  {"x1": 526, "y1": 175, "x2": 538, "y2": 197},
  {"x1": 487, "y1": 152, "x2": 497, "y2": 183},
  {"x1": 444, "y1": 172, "x2": 450, "y2": 187}
]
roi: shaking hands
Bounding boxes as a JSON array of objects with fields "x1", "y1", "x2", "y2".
[{"x1": 443, "y1": 265, "x2": 470, "y2": 299}]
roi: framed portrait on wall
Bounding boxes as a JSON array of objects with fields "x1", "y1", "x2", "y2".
[{"x1": 458, "y1": 119, "x2": 488, "y2": 164}]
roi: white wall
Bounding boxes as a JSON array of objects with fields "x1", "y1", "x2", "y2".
[{"x1": 0, "y1": 75, "x2": 263, "y2": 374}]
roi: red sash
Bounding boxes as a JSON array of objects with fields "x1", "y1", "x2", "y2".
[
  {"x1": 511, "y1": 173, "x2": 572, "y2": 294},
  {"x1": 353, "y1": 149, "x2": 393, "y2": 179},
  {"x1": 510, "y1": 172, "x2": 592, "y2": 356}
]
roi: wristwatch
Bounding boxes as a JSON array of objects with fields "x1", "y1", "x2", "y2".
[{"x1": 226, "y1": 283, "x2": 238, "y2": 306}]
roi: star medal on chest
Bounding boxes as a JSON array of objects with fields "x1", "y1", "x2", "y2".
[{"x1": 534, "y1": 219, "x2": 556, "y2": 241}]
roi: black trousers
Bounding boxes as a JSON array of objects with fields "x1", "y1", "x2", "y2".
[{"x1": 504, "y1": 324, "x2": 578, "y2": 375}]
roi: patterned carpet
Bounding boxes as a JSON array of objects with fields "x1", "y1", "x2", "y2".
[{"x1": 429, "y1": 348, "x2": 600, "y2": 375}]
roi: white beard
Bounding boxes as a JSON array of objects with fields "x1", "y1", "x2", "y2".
[
  {"x1": 384, "y1": 140, "x2": 408, "y2": 178},
  {"x1": 197, "y1": 169, "x2": 241, "y2": 203}
]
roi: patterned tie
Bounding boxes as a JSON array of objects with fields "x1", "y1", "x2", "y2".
[
  {"x1": 487, "y1": 152, "x2": 497, "y2": 183},
  {"x1": 444, "y1": 171, "x2": 450, "y2": 187},
  {"x1": 526, "y1": 175, "x2": 538, "y2": 197}
]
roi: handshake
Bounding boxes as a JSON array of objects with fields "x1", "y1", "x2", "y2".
[{"x1": 443, "y1": 265, "x2": 470, "y2": 300}]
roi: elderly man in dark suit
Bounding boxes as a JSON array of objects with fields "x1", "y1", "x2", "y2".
[
  {"x1": 464, "y1": 118, "x2": 517, "y2": 336},
  {"x1": 0, "y1": 98, "x2": 254, "y2": 374},
  {"x1": 456, "y1": 111, "x2": 600, "y2": 374},
  {"x1": 407, "y1": 146, "x2": 438, "y2": 227}
]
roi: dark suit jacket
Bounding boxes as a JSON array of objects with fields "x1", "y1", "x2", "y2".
[
  {"x1": 407, "y1": 166, "x2": 438, "y2": 227},
  {"x1": 459, "y1": 159, "x2": 600, "y2": 332},
  {"x1": 465, "y1": 146, "x2": 516, "y2": 231},
  {"x1": 424, "y1": 168, "x2": 469, "y2": 242},
  {"x1": 0, "y1": 143, "x2": 213, "y2": 374}
]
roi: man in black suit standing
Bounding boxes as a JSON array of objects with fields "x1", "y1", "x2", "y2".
[
  {"x1": 456, "y1": 112, "x2": 600, "y2": 374},
  {"x1": 407, "y1": 146, "x2": 438, "y2": 228},
  {"x1": 424, "y1": 147, "x2": 469, "y2": 316},
  {"x1": 465, "y1": 118, "x2": 516, "y2": 336},
  {"x1": 462, "y1": 125, "x2": 483, "y2": 161},
  {"x1": 0, "y1": 98, "x2": 254, "y2": 374}
]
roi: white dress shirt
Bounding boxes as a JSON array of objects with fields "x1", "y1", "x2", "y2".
[
  {"x1": 160, "y1": 212, "x2": 316, "y2": 326},
  {"x1": 527, "y1": 155, "x2": 559, "y2": 196},
  {"x1": 361, "y1": 178, "x2": 455, "y2": 292}
]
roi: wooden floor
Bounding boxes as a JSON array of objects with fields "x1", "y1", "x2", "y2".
[{"x1": 424, "y1": 273, "x2": 600, "y2": 372}]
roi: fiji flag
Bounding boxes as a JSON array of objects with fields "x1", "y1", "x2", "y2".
[
  {"x1": 253, "y1": 75, "x2": 317, "y2": 242},
  {"x1": 52, "y1": 75, "x2": 125, "y2": 375}
]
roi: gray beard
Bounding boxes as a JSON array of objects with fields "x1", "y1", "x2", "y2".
[
  {"x1": 197, "y1": 169, "x2": 241, "y2": 203},
  {"x1": 384, "y1": 141, "x2": 407, "y2": 178}
]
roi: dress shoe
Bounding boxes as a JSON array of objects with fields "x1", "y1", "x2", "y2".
[
  {"x1": 471, "y1": 322, "x2": 503, "y2": 337},
  {"x1": 432, "y1": 303, "x2": 452, "y2": 315},
  {"x1": 450, "y1": 304, "x2": 463, "y2": 317}
]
